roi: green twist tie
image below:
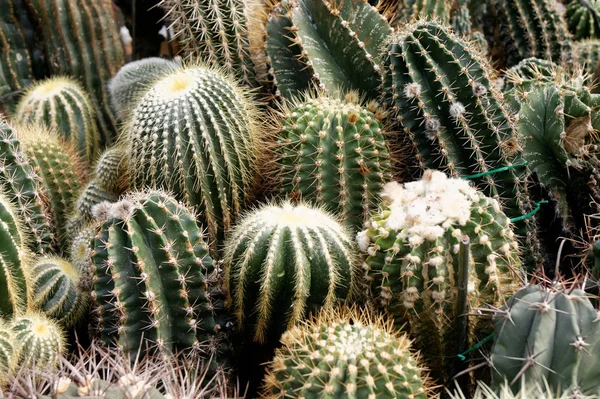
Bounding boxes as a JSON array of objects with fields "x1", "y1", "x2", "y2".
[
  {"x1": 510, "y1": 200, "x2": 548, "y2": 223},
  {"x1": 456, "y1": 333, "x2": 494, "y2": 361},
  {"x1": 462, "y1": 162, "x2": 529, "y2": 180}
]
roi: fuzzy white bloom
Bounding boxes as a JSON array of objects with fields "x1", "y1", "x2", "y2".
[
  {"x1": 449, "y1": 101, "x2": 466, "y2": 122},
  {"x1": 403, "y1": 82, "x2": 422, "y2": 99},
  {"x1": 356, "y1": 231, "x2": 370, "y2": 252}
]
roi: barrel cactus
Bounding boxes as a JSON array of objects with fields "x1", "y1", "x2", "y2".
[
  {"x1": 566, "y1": 0, "x2": 600, "y2": 40},
  {"x1": 0, "y1": 319, "x2": 19, "y2": 384},
  {"x1": 224, "y1": 202, "x2": 359, "y2": 344},
  {"x1": 126, "y1": 64, "x2": 262, "y2": 246},
  {"x1": 273, "y1": 93, "x2": 393, "y2": 232},
  {"x1": 262, "y1": 307, "x2": 429, "y2": 399},
  {"x1": 358, "y1": 170, "x2": 522, "y2": 383},
  {"x1": 12, "y1": 312, "x2": 65, "y2": 369},
  {"x1": 574, "y1": 39, "x2": 600, "y2": 75},
  {"x1": 92, "y1": 147, "x2": 129, "y2": 195},
  {"x1": 391, "y1": 0, "x2": 451, "y2": 25}
]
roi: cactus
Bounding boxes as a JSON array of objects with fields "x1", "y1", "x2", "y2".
[
  {"x1": 0, "y1": 119, "x2": 54, "y2": 254},
  {"x1": 447, "y1": 378, "x2": 591, "y2": 399},
  {"x1": 224, "y1": 202, "x2": 359, "y2": 344},
  {"x1": 30, "y1": 256, "x2": 88, "y2": 327},
  {"x1": 391, "y1": 0, "x2": 450, "y2": 24},
  {"x1": 93, "y1": 147, "x2": 129, "y2": 195},
  {"x1": 108, "y1": 57, "x2": 181, "y2": 121},
  {"x1": 490, "y1": 284, "x2": 600, "y2": 396},
  {"x1": 90, "y1": 191, "x2": 228, "y2": 369},
  {"x1": 12, "y1": 312, "x2": 65, "y2": 369},
  {"x1": 358, "y1": 171, "x2": 522, "y2": 383},
  {"x1": 383, "y1": 20, "x2": 543, "y2": 270},
  {"x1": 574, "y1": 39, "x2": 600, "y2": 75},
  {"x1": 0, "y1": 319, "x2": 19, "y2": 384},
  {"x1": 273, "y1": 93, "x2": 393, "y2": 233},
  {"x1": 69, "y1": 225, "x2": 95, "y2": 294},
  {"x1": 257, "y1": 0, "x2": 392, "y2": 100},
  {"x1": 491, "y1": 0, "x2": 572, "y2": 68},
  {"x1": 158, "y1": 0, "x2": 256, "y2": 86},
  {"x1": 65, "y1": 181, "x2": 119, "y2": 240},
  {"x1": 566, "y1": 0, "x2": 600, "y2": 40},
  {"x1": 126, "y1": 65, "x2": 262, "y2": 246},
  {"x1": 14, "y1": 77, "x2": 101, "y2": 164},
  {"x1": 503, "y1": 57, "x2": 558, "y2": 97},
  {"x1": 262, "y1": 307, "x2": 429, "y2": 399}
]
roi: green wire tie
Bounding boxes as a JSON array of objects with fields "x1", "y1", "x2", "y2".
[
  {"x1": 456, "y1": 333, "x2": 494, "y2": 361},
  {"x1": 510, "y1": 200, "x2": 548, "y2": 223},
  {"x1": 462, "y1": 162, "x2": 529, "y2": 180}
]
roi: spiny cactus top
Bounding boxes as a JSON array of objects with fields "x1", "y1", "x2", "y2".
[
  {"x1": 93, "y1": 147, "x2": 129, "y2": 195},
  {"x1": 224, "y1": 202, "x2": 359, "y2": 344},
  {"x1": 273, "y1": 93, "x2": 393, "y2": 233},
  {"x1": 12, "y1": 312, "x2": 66, "y2": 369},
  {"x1": 126, "y1": 64, "x2": 262, "y2": 246},
  {"x1": 262, "y1": 307, "x2": 429, "y2": 399},
  {"x1": 391, "y1": 0, "x2": 450, "y2": 25},
  {"x1": 566, "y1": 0, "x2": 600, "y2": 40}
]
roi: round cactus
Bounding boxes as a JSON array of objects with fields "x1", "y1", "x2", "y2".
[
  {"x1": 12, "y1": 312, "x2": 65, "y2": 369},
  {"x1": 14, "y1": 77, "x2": 101, "y2": 164},
  {"x1": 274, "y1": 93, "x2": 393, "y2": 233},
  {"x1": 93, "y1": 147, "x2": 129, "y2": 194},
  {"x1": 262, "y1": 307, "x2": 429, "y2": 399},
  {"x1": 126, "y1": 64, "x2": 263, "y2": 245},
  {"x1": 358, "y1": 170, "x2": 522, "y2": 383},
  {"x1": 566, "y1": 0, "x2": 600, "y2": 40},
  {"x1": 30, "y1": 256, "x2": 89, "y2": 326},
  {"x1": 224, "y1": 202, "x2": 359, "y2": 344},
  {"x1": 0, "y1": 319, "x2": 20, "y2": 384}
]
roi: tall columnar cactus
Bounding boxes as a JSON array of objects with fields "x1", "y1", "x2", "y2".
[
  {"x1": 566, "y1": 0, "x2": 600, "y2": 39},
  {"x1": 262, "y1": 307, "x2": 429, "y2": 399},
  {"x1": 158, "y1": 0, "x2": 256, "y2": 86},
  {"x1": 358, "y1": 171, "x2": 522, "y2": 383},
  {"x1": 14, "y1": 77, "x2": 101, "y2": 164},
  {"x1": 574, "y1": 39, "x2": 600, "y2": 75},
  {"x1": 224, "y1": 202, "x2": 359, "y2": 344},
  {"x1": 257, "y1": 0, "x2": 392, "y2": 100},
  {"x1": 108, "y1": 57, "x2": 181, "y2": 121},
  {"x1": 273, "y1": 93, "x2": 393, "y2": 233},
  {"x1": 491, "y1": 0, "x2": 572, "y2": 68},
  {"x1": 90, "y1": 191, "x2": 228, "y2": 368},
  {"x1": 30, "y1": 257, "x2": 88, "y2": 327},
  {"x1": 126, "y1": 65, "x2": 262, "y2": 246},
  {"x1": 0, "y1": 119, "x2": 54, "y2": 254},
  {"x1": 491, "y1": 284, "x2": 600, "y2": 396},
  {"x1": 383, "y1": 20, "x2": 543, "y2": 269},
  {"x1": 24, "y1": 0, "x2": 125, "y2": 145},
  {"x1": 12, "y1": 312, "x2": 65, "y2": 369},
  {"x1": 0, "y1": 319, "x2": 19, "y2": 384}
]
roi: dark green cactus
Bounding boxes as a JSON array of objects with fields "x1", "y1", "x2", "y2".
[
  {"x1": 259, "y1": 0, "x2": 392, "y2": 100},
  {"x1": 12, "y1": 312, "x2": 65, "y2": 369},
  {"x1": 224, "y1": 202, "x2": 359, "y2": 344},
  {"x1": 574, "y1": 39, "x2": 600, "y2": 75},
  {"x1": 391, "y1": 0, "x2": 450, "y2": 24},
  {"x1": 566, "y1": 0, "x2": 600, "y2": 39},
  {"x1": 491, "y1": 284, "x2": 600, "y2": 396},
  {"x1": 383, "y1": 20, "x2": 543, "y2": 270},
  {"x1": 274, "y1": 93, "x2": 393, "y2": 233}
]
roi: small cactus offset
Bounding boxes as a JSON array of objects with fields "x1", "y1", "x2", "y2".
[
  {"x1": 0, "y1": 319, "x2": 19, "y2": 384},
  {"x1": 30, "y1": 256, "x2": 89, "y2": 327},
  {"x1": 358, "y1": 171, "x2": 522, "y2": 383},
  {"x1": 262, "y1": 307, "x2": 429, "y2": 399},
  {"x1": 273, "y1": 93, "x2": 393, "y2": 233},
  {"x1": 12, "y1": 312, "x2": 65, "y2": 369},
  {"x1": 92, "y1": 147, "x2": 129, "y2": 195},
  {"x1": 224, "y1": 202, "x2": 359, "y2": 344},
  {"x1": 126, "y1": 64, "x2": 263, "y2": 246},
  {"x1": 14, "y1": 77, "x2": 101, "y2": 164},
  {"x1": 566, "y1": 0, "x2": 600, "y2": 40}
]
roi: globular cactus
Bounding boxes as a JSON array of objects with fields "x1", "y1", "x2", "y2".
[
  {"x1": 30, "y1": 256, "x2": 88, "y2": 327},
  {"x1": 273, "y1": 93, "x2": 393, "y2": 233},
  {"x1": 566, "y1": 0, "x2": 600, "y2": 40},
  {"x1": 12, "y1": 312, "x2": 65, "y2": 369},
  {"x1": 224, "y1": 202, "x2": 359, "y2": 344},
  {"x1": 0, "y1": 319, "x2": 19, "y2": 384},
  {"x1": 108, "y1": 57, "x2": 181, "y2": 121},
  {"x1": 491, "y1": 284, "x2": 600, "y2": 396},
  {"x1": 90, "y1": 191, "x2": 228, "y2": 369},
  {"x1": 574, "y1": 39, "x2": 600, "y2": 75},
  {"x1": 125, "y1": 65, "x2": 262, "y2": 246},
  {"x1": 0, "y1": 119, "x2": 54, "y2": 254},
  {"x1": 503, "y1": 57, "x2": 558, "y2": 97},
  {"x1": 358, "y1": 171, "x2": 522, "y2": 383},
  {"x1": 92, "y1": 147, "x2": 129, "y2": 195},
  {"x1": 257, "y1": 0, "x2": 392, "y2": 100},
  {"x1": 65, "y1": 181, "x2": 118, "y2": 240},
  {"x1": 262, "y1": 307, "x2": 429, "y2": 399},
  {"x1": 14, "y1": 77, "x2": 101, "y2": 164},
  {"x1": 383, "y1": 20, "x2": 543, "y2": 270},
  {"x1": 69, "y1": 225, "x2": 96, "y2": 294}
]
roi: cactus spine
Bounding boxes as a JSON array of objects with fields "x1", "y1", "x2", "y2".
[
  {"x1": 566, "y1": 0, "x2": 600, "y2": 40},
  {"x1": 224, "y1": 202, "x2": 359, "y2": 344},
  {"x1": 15, "y1": 77, "x2": 100, "y2": 164},
  {"x1": 274, "y1": 93, "x2": 393, "y2": 233},
  {"x1": 12, "y1": 312, "x2": 65, "y2": 369}
]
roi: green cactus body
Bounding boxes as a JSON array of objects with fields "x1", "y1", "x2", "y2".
[
  {"x1": 452, "y1": 3, "x2": 471, "y2": 37},
  {"x1": 90, "y1": 191, "x2": 227, "y2": 365},
  {"x1": 12, "y1": 312, "x2": 65, "y2": 369},
  {"x1": 53, "y1": 379, "x2": 166, "y2": 399},
  {"x1": 0, "y1": 319, "x2": 19, "y2": 384},
  {"x1": 108, "y1": 57, "x2": 181, "y2": 121},
  {"x1": 262, "y1": 0, "x2": 392, "y2": 100},
  {"x1": 491, "y1": 284, "x2": 600, "y2": 396},
  {"x1": 158, "y1": 0, "x2": 255, "y2": 86},
  {"x1": 566, "y1": 0, "x2": 600, "y2": 39},
  {"x1": 492, "y1": 0, "x2": 572, "y2": 68},
  {"x1": 224, "y1": 202, "x2": 358, "y2": 344},
  {"x1": 126, "y1": 65, "x2": 262, "y2": 246},
  {"x1": 69, "y1": 225, "x2": 95, "y2": 294},
  {"x1": 358, "y1": 171, "x2": 522, "y2": 382},
  {"x1": 0, "y1": 119, "x2": 54, "y2": 254},
  {"x1": 275, "y1": 94, "x2": 393, "y2": 233},
  {"x1": 15, "y1": 77, "x2": 101, "y2": 164},
  {"x1": 393, "y1": 0, "x2": 450, "y2": 24},
  {"x1": 31, "y1": 256, "x2": 88, "y2": 327},
  {"x1": 24, "y1": 0, "x2": 125, "y2": 145},
  {"x1": 65, "y1": 181, "x2": 118, "y2": 241},
  {"x1": 503, "y1": 57, "x2": 558, "y2": 97},
  {"x1": 262, "y1": 308, "x2": 428, "y2": 399},
  {"x1": 574, "y1": 39, "x2": 600, "y2": 75},
  {"x1": 93, "y1": 147, "x2": 129, "y2": 195},
  {"x1": 383, "y1": 20, "x2": 542, "y2": 270}
]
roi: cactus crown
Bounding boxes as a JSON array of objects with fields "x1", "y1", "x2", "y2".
[{"x1": 12, "y1": 312, "x2": 66, "y2": 369}]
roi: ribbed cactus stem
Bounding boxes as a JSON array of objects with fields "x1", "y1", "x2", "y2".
[
  {"x1": 93, "y1": 147, "x2": 129, "y2": 195},
  {"x1": 0, "y1": 319, "x2": 19, "y2": 384},
  {"x1": 566, "y1": 0, "x2": 600, "y2": 39},
  {"x1": 12, "y1": 312, "x2": 65, "y2": 369}
]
